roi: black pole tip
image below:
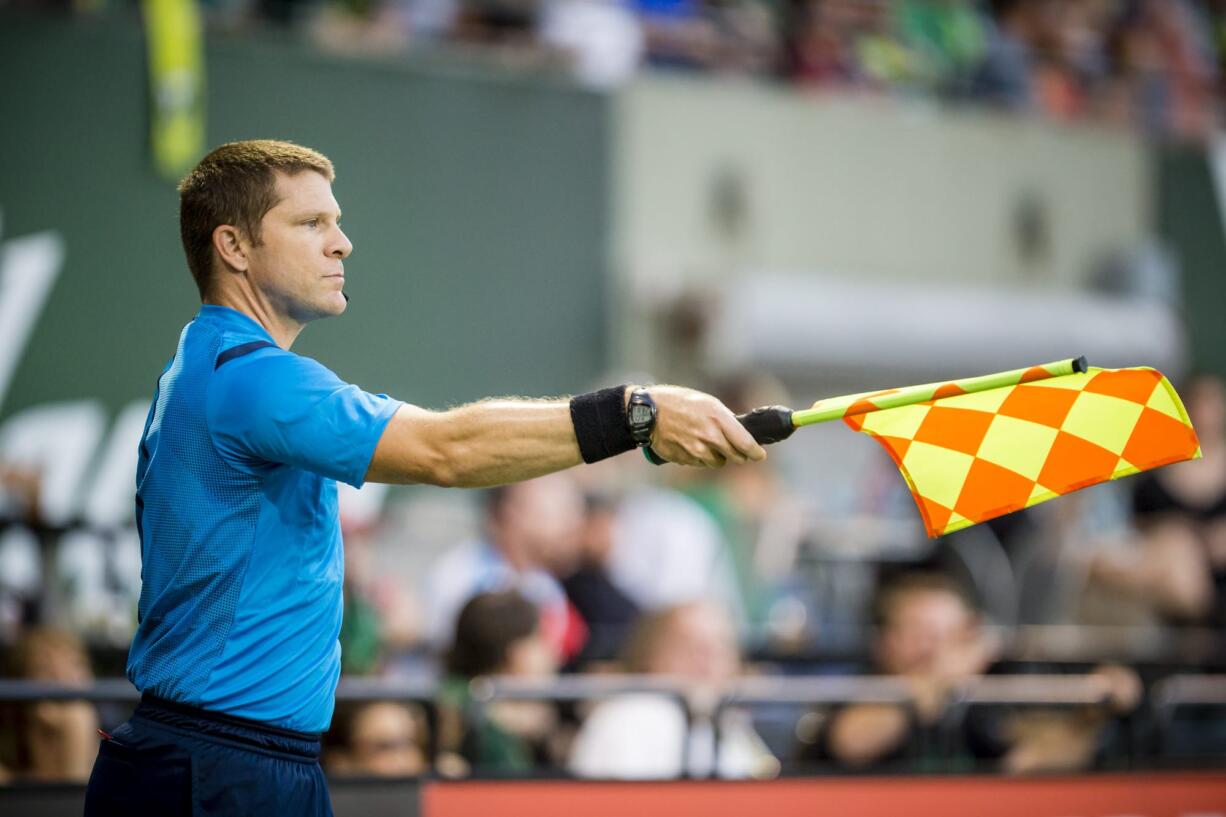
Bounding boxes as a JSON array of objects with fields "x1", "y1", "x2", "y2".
[{"x1": 1072, "y1": 355, "x2": 1088, "y2": 373}]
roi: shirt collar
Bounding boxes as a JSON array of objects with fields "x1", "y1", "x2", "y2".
[{"x1": 196, "y1": 304, "x2": 278, "y2": 345}]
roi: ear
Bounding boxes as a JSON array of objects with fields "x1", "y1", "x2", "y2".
[{"x1": 212, "y1": 224, "x2": 249, "y2": 273}]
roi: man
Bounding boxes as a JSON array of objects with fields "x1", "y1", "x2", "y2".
[
  {"x1": 816, "y1": 572, "x2": 1138, "y2": 774},
  {"x1": 423, "y1": 474, "x2": 586, "y2": 659},
  {"x1": 568, "y1": 600, "x2": 777, "y2": 780},
  {"x1": 819, "y1": 572, "x2": 1000, "y2": 769},
  {"x1": 82, "y1": 140, "x2": 765, "y2": 816}
]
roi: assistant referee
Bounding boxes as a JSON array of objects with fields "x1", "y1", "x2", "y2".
[{"x1": 82, "y1": 140, "x2": 764, "y2": 816}]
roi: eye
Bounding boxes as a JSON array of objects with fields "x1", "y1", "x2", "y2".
[{"x1": 304, "y1": 218, "x2": 320, "y2": 229}]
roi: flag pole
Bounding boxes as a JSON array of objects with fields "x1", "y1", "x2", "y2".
[{"x1": 791, "y1": 356, "x2": 1088, "y2": 429}]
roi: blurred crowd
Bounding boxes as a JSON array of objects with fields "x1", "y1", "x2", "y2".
[
  {"x1": 9, "y1": 0, "x2": 1226, "y2": 137},
  {"x1": 1, "y1": 371, "x2": 1225, "y2": 783}
]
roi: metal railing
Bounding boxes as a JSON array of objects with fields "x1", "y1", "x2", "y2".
[{"x1": 2, "y1": 673, "x2": 1222, "y2": 776}]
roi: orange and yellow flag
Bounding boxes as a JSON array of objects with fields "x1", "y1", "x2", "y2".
[{"x1": 844, "y1": 367, "x2": 1200, "y2": 537}]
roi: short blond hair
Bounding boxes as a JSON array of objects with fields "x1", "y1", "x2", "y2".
[{"x1": 178, "y1": 140, "x2": 335, "y2": 298}]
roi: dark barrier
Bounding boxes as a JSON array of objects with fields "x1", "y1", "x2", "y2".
[
  {"x1": 0, "y1": 778, "x2": 422, "y2": 817},
  {"x1": 7, "y1": 773, "x2": 1225, "y2": 817}
]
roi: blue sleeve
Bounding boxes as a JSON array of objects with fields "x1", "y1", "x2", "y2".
[{"x1": 207, "y1": 349, "x2": 402, "y2": 488}]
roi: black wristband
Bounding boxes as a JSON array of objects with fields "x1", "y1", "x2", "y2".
[{"x1": 570, "y1": 385, "x2": 637, "y2": 464}]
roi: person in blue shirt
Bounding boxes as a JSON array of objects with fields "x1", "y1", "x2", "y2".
[{"x1": 82, "y1": 139, "x2": 765, "y2": 817}]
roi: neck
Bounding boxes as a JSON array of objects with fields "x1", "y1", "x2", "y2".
[{"x1": 204, "y1": 287, "x2": 304, "y2": 350}]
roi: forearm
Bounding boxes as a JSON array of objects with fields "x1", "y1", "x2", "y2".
[
  {"x1": 364, "y1": 382, "x2": 765, "y2": 488},
  {"x1": 1089, "y1": 526, "x2": 1213, "y2": 619},
  {"x1": 825, "y1": 704, "x2": 911, "y2": 767},
  {"x1": 365, "y1": 399, "x2": 587, "y2": 488}
]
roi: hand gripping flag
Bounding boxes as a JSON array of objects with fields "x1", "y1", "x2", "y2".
[{"x1": 666, "y1": 357, "x2": 1202, "y2": 538}]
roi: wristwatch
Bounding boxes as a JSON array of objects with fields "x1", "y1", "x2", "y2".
[{"x1": 627, "y1": 387, "x2": 657, "y2": 446}]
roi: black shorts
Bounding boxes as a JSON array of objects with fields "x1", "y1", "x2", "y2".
[{"x1": 84, "y1": 694, "x2": 333, "y2": 817}]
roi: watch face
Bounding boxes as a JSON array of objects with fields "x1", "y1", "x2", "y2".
[{"x1": 629, "y1": 404, "x2": 652, "y2": 425}]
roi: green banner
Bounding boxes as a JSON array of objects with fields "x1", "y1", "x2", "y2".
[{"x1": 142, "y1": 0, "x2": 206, "y2": 179}]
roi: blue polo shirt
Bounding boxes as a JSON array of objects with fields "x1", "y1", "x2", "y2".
[{"x1": 126, "y1": 305, "x2": 401, "y2": 732}]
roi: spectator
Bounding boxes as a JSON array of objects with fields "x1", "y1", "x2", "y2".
[
  {"x1": 568, "y1": 600, "x2": 778, "y2": 779},
  {"x1": 453, "y1": 0, "x2": 544, "y2": 44},
  {"x1": 326, "y1": 701, "x2": 428, "y2": 776},
  {"x1": 1, "y1": 628, "x2": 99, "y2": 782},
  {"x1": 814, "y1": 572, "x2": 1138, "y2": 773},
  {"x1": 1148, "y1": 0, "x2": 1219, "y2": 137},
  {"x1": 0, "y1": 463, "x2": 42, "y2": 526},
  {"x1": 1120, "y1": 372, "x2": 1226, "y2": 626},
  {"x1": 539, "y1": 0, "x2": 645, "y2": 88},
  {"x1": 1098, "y1": 0, "x2": 1217, "y2": 136},
  {"x1": 598, "y1": 465, "x2": 746, "y2": 623},
  {"x1": 675, "y1": 374, "x2": 808, "y2": 641},
  {"x1": 894, "y1": 0, "x2": 988, "y2": 94},
  {"x1": 787, "y1": 0, "x2": 911, "y2": 90},
  {"x1": 439, "y1": 590, "x2": 563, "y2": 774},
  {"x1": 339, "y1": 518, "x2": 422, "y2": 676},
  {"x1": 631, "y1": 0, "x2": 721, "y2": 70},
  {"x1": 423, "y1": 473, "x2": 587, "y2": 662},
  {"x1": 555, "y1": 492, "x2": 641, "y2": 667},
  {"x1": 310, "y1": 0, "x2": 413, "y2": 56},
  {"x1": 1070, "y1": 373, "x2": 1222, "y2": 629},
  {"x1": 972, "y1": 0, "x2": 1039, "y2": 109}
]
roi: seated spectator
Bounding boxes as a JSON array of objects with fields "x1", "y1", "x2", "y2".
[
  {"x1": 1, "y1": 628, "x2": 99, "y2": 782},
  {"x1": 423, "y1": 474, "x2": 587, "y2": 663},
  {"x1": 554, "y1": 492, "x2": 640, "y2": 667},
  {"x1": 439, "y1": 590, "x2": 562, "y2": 775},
  {"x1": 339, "y1": 516, "x2": 422, "y2": 676},
  {"x1": 972, "y1": 0, "x2": 1038, "y2": 109},
  {"x1": 1129, "y1": 373, "x2": 1226, "y2": 626},
  {"x1": 539, "y1": 0, "x2": 646, "y2": 89},
  {"x1": 566, "y1": 424, "x2": 746, "y2": 628},
  {"x1": 786, "y1": 0, "x2": 860, "y2": 86},
  {"x1": 325, "y1": 701, "x2": 428, "y2": 777},
  {"x1": 894, "y1": 0, "x2": 988, "y2": 94},
  {"x1": 568, "y1": 600, "x2": 778, "y2": 779},
  {"x1": 453, "y1": 0, "x2": 543, "y2": 45},
  {"x1": 814, "y1": 572, "x2": 1138, "y2": 773},
  {"x1": 675, "y1": 373, "x2": 808, "y2": 643},
  {"x1": 1079, "y1": 373, "x2": 1225, "y2": 628},
  {"x1": 604, "y1": 474, "x2": 745, "y2": 623}
]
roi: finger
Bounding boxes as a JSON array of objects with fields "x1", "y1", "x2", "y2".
[
  {"x1": 714, "y1": 411, "x2": 766, "y2": 463},
  {"x1": 678, "y1": 440, "x2": 722, "y2": 469}
]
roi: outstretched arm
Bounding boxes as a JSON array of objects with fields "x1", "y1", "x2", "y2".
[
  {"x1": 365, "y1": 385, "x2": 766, "y2": 488},
  {"x1": 824, "y1": 703, "x2": 912, "y2": 767}
]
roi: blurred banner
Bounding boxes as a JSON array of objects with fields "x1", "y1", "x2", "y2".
[
  {"x1": 425, "y1": 775, "x2": 1226, "y2": 817},
  {"x1": 141, "y1": 0, "x2": 205, "y2": 179}
]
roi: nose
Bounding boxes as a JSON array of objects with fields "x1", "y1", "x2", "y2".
[{"x1": 330, "y1": 226, "x2": 353, "y2": 260}]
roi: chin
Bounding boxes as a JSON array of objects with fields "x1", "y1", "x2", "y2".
[
  {"x1": 299, "y1": 294, "x2": 348, "y2": 323},
  {"x1": 325, "y1": 292, "x2": 349, "y2": 316}
]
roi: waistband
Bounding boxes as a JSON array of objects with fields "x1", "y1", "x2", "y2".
[{"x1": 134, "y1": 694, "x2": 322, "y2": 760}]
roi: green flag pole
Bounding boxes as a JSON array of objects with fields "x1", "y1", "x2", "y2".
[
  {"x1": 792, "y1": 356, "x2": 1088, "y2": 428},
  {"x1": 646, "y1": 356, "x2": 1088, "y2": 465},
  {"x1": 143, "y1": 0, "x2": 206, "y2": 180}
]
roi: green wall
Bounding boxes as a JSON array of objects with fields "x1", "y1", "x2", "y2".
[{"x1": 0, "y1": 15, "x2": 610, "y2": 419}]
